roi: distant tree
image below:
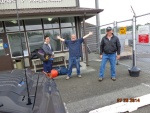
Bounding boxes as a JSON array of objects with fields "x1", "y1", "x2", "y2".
[{"x1": 145, "y1": 23, "x2": 150, "y2": 25}]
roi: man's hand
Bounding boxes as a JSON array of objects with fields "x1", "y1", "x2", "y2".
[
  {"x1": 56, "y1": 35, "x2": 65, "y2": 42},
  {"x1": 83, "y1": 31, "x2": 93, "y2": 39},
  {"x1": 100, "y1": 55, "x2": 102, "y2": 59},
  {"x1": 57, "y1": 36, "x2": 61, "y2": 40},
  {"x1": 116, "y1": 55, "x2": 120, "y2": 60},
  {"x1": 89, "y1": 32, "x2": 93, "y2": 35}
]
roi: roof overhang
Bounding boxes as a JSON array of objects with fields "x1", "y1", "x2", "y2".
[{"x1": 0, "y1": 7, "x2": 103, "y2": 21}]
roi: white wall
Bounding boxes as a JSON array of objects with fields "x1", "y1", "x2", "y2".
[{"x1": 0, "y1": 0, "x2": 77, "y2": 9}]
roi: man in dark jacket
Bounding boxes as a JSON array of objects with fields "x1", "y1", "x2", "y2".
[{"x1": 99, "y1": 27, "x2": 121, "y2": 81}]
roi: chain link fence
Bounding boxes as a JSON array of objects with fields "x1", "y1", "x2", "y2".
[
  {"x1": 96, "y1": 13, "x2": 150, "y2": 74},
  {"x1": 136, "y1": 14, "x2": 150, "y2": 74},
  {"x1": 81, "y1": 13, "x2": 150, "y2": 74}
]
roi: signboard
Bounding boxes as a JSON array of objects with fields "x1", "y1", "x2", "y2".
[
  {"x1": 119, "y1": 27, "x2": 127, "y2": 35},
  {"x1": 138, "y1": 34, "x2": 149, "y2": 43},
  {"x1": 138, "y1": 25, "x2": 150, "y2": 44},
  {"x1": 0, "y1": 0, "x2": 76, "y2": 9},
  {"x1": 138, "y1": 25, "x2": 149, "y2": 34}
]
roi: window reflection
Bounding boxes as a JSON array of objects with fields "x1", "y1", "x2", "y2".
[
  {"x1": 25, "y1": 19, "x2": 42, "y2": 30},
  {"x1": 0, "y1": 22, "x2": 4, "y2": 33},
  {"x1": 43, "y1": 18, "x2": 59, "y2": 29},
  {"x1": 44, "y1": 29, "x2": 61, "y2": 51},
  {"x1": 8, "y1": 33, "x2": 28, "y2": 57},
  {"x1": 27, "y1": 31, "x2": 43, "y2": 52},
  {"x1": 0, "y1": 39, "x2": 5, "y2": 56},
  {"x1": 5, "y1": 20, "x2": 24, "y2": 32},
  {"x1": 61, "y1": 27, "x2": 76, "y2": 50},
  {"x1": 60, "y1": 17, "x2": 75, "y2": 27}
]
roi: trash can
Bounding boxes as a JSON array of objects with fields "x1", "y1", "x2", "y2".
[{"x1": 15, "y1": 59, "x2": 23, "y2": 69}]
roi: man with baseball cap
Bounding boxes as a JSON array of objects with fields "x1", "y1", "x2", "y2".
[{"x1": 99, "y1": 26, "x2": 121, "y2": 81}]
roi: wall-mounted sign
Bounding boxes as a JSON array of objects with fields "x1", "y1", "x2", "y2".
[
  {"x1": 119, "y1": 27, "x2": 127, "y2": 35},
  {"x1": 138, "y1": 25, "x2": 150, "y2": 44},
  {"x1": 138, "y1": 25, "x2": 149, "y2": 34},
  {"x1": 0, "y1": 0, "x2": 76, "y2": 9},
  {"x1": 0, "y1": 0, "x2": 62, "y2": 4},
  {"x1": 4, "y1": 43, "x2": 8, "y2": 48},
  {"x1": 138, "y1": 34, "x2": 149, "y2": 44}
]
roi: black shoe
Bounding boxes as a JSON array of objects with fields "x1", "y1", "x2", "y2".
[
  {"x1": 111, "y1": 77, "x2": 116, "y2": 81},
  {"x1": 98, "y1": 78, "x2": 103, "y2": 82}
]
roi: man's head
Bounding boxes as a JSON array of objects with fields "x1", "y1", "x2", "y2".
[
  {"x1": 71, "y1": 34, "x2": 77, "y2": 41},
  {"x1": 44, "y1": 35, "x2": 50, "y2": 44},
  {"x1": 106, "y1": 27, "x2": 113, "y2": 35}
]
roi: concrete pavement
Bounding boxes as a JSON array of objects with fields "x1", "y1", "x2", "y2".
[{"x1": 55, "y1": 60, "x2": 150, "y2": 113}]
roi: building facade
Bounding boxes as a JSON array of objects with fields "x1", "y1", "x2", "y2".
[{"x1": 0, "y1": 0, "x2": 103, "y2": 71}]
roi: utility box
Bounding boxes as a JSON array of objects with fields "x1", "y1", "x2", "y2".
[{"x1": 15, "y1": 59, "x2": 23, "y2": 69}]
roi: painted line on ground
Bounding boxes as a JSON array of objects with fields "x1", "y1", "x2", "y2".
[
  {"x1": 89, "y1": 94, "x2": 150, "y2": 113},
  {"x1": 141, "y1": 83, "x2": 150, "y2": 88}
]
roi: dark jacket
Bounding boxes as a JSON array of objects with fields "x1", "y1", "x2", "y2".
[
  {"x1": 100, "y1": 34, "x2": 121, "y2": 55},
  {"x1": 42, "y1": 43, "x2": 54, "y2": 56}
]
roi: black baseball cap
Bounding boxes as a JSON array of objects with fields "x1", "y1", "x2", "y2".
[{"x1": 106, "y1": 27, "x2": 112, "y2": 32}]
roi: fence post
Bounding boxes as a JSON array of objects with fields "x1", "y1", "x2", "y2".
[
  {"x1": 113, "y1": 21, "x2": 119, "y2": 65},
  {"x1": 128, "y1": 9, "x2": 140, "y2": 77},
  {"x1": 95, "y1": 0, "x2": 101, "y2": 53}
]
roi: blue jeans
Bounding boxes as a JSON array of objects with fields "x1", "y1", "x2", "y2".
[
  {"x1": 43, "y1": 58, "x2": 53, "y2": 73},
  {"x1": 99, "y1": 53, "x2": 116, "y2": 78},
  {"x1": 68, "y1": 57, "x2": 80, "y2": 77}
]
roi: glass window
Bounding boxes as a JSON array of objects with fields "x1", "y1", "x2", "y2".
[
  {"x1": 25, "y1": 19, "x2": 42, "y2": 30},
  {"x1": 43, "y1": 18, "x2": 59, "y2": 29},
  {"x1": 0, "y1": 39, "x2": 5, "y2": 56},
  {"x1": 0, "y1": 22, "x2": 4, "y2": 33},
  {"x1": 44, "y1": 29, "x2": 61, "y2": 51},
  {"x1": 8, "y1": 33, "x2": 28, "y2": 57},
  {"x1": 27, "y1": 31, "x2": 43, "y2": 52},
  {"x1": 5, "y1": 20, "x2": 24, "y2": 32},
  {"x1": 61, "y1": 27, "x2": 76, "y2": 50},
  {"x1": 60, "y1": 17, "x2": 75, "y2": 28}
]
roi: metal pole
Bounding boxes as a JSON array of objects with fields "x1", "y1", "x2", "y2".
[
  {"x1": 100, "y1": 22, "x2": 114, "y2": 27},
  {"x1": 113, "y1": 21, "x2": 117, "y2": 36},
  {"x1": 83, "y1": 15, "x2": 89, "y2": 66},
  {"x1": 15, "y1": 0, "x2": 32, "y2": 105},
  {"x1": 128, "y1": 6, "x2": 140, "y2": 77},
  {"x1": 132, "y1": 16, "x2": 136, "y2": 66},
  {"x1": 114, "y1": 21, "x2": 119, "y2": 65},
  {"x1": 95, "y1": 0, "x2": 101, "y2": 53}
]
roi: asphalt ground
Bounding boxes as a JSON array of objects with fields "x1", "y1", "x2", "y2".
[
  {"x1": 55, "y1": 60, "x2": 150, "y2": 113},
  {"x1": 0, "y1": 59, "x2": 150, "y2": 113}
]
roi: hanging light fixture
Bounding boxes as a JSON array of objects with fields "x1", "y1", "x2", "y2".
[{"x1": 48, "y1": 18, "x2": 53, "y2": 21}]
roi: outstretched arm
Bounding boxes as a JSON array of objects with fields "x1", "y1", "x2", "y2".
[
  {"x1": 57, "y1": 36, "x2": 65, "y2": 42},
  {"x1": 83, "y1": 32, "x2": 93, "y2": 39}
]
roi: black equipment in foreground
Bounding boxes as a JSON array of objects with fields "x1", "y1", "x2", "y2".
[
  {"x1": 15, "y1": 0, "x2": 32, "y2": 105},
  {"x1": 0, "y1": 70, "x2": 67, "y2": 113},
  {"x1": 36, "y1": 77, "x2": 67, "y2": 113}
]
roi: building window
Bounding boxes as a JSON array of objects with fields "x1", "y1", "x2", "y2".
[
  {"x1": 25, "y1": 19, "x2": 42, "y2": 30},
  {"x1": 44, "y1": 29, "x2": 61, "y2": 51},
  {"x1": 0, "y1": 22, "x2": 4, "y2": 33},
  {"x1": 61, "y1": 28, "x2": 76, "y2": 50},
  {"x1": 60, "y1": 17, "x2": 75, "y2": 28},
  {"x1": 5, "y1": 20, "x2": 24, "y2": 32},
  {"x1": 0, "y1": 39, "x2": 5, "y2": 56},
  {"x1": 7, "y1": 33, "x2": 28, "y2": 58},
  {"x1": 43, "y1": 18, "x2": 59, "y2": 29},
  {"x1": 27, "y1": 31, "x2": 43, "y2": 52}
]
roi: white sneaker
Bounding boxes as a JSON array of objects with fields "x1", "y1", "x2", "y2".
[
  {"x1": 78, "y1": 75, "x2": 82, "y2": 78},
  {"x1": 66, "y1": 76, "x2": 70, "y2": 80}
]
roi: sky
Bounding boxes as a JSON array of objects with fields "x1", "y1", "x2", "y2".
[{"x1": 80, "y1": 0, "x2": 150, "y2": 27}]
